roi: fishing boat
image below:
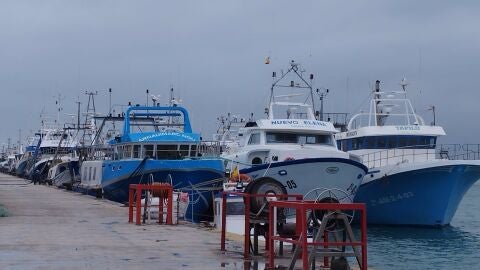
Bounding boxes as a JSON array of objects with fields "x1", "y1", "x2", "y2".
[
  {"x1": 15, "y1": 135, "x2": 40, "y2": 177},
  {"x1": 222, "y1": 61, "x2": 368, "y2": 201},
  {"x1": 48, "y1": 159, "x2": 80, "y2": 189},
  {"x1": 27, "y1": 128, "x2": 78, "y2": 183},
  {"x1": 80, "y1": 104, "x2": 225, "y2": 222},
  {"x1": 335, "y1": 79, "x2": 480, "y2": 226}
]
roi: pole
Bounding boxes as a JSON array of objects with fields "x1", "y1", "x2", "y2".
[
  {"x1": 320, "y1": 95, "x2": 324, "y2": 121},
  {"x1": 18, "y1": 129, "x2": 21, "y2": 152},
  {"x1": 146, "y1": 89, "x2": 149, "y2": 106},
  {"x1": 433, "y1": 106, "x2": 436, "y2": 126},
  {"x1": 76, "y1": 101, "x2": 81, "y2": 130},
  {"x1": 108, "y1": 88, "x2": 112, "y2": 115}
]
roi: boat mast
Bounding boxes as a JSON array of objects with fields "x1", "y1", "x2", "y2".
[
  {"x1": 374, "y1": 80, "x2": 382, "y2": 126},
  {"x1": 269, "y1": 60, "x2": 316, "y2": 120},
  {"x1": 400, "y1": 78, "x2": 412, "y2": 125}
]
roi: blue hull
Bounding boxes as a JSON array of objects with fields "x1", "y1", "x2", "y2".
[
  {"x1": 101, "y1": 159, "x2": 225, "y2": 223},
  {"x1": 354, "y1": 165, "x2": 480, "y2": 226}
]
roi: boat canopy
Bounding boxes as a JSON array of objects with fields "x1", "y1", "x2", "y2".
[{"x1": 114, "y1": 106, "x2": 200, "y2": 144}]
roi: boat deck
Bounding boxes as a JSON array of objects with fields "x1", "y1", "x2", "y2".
[{"x1": 0, "y1": 173, "x2": 244, "y2": 270}]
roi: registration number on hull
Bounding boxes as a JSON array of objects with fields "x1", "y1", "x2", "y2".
[{"x1": 370, "y1": 192, "x2": 414, "y2": 206}]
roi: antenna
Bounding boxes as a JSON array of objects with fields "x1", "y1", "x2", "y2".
[
  {"x1": 400, "y1": 77, "x2": 408, "y2": 98},
  {"x1": 151, "y1": 94, "x2": 161, "y2": 106},
  {"x1": 316, "y1": 88, "x2": 329, "y2": 121},
  {"x1": 76, "y1": 100, "x2": 81, "y2": 130},
  {"x1": 108, "y1": 88, "x2": 112, "y2": 115},
  {"x1": 146, "y1": 89, "x2": 149, "y2": 106},
  {"x1": 428, "y1": 105, "x2": 436, "y2": 126},
  {"x1": 55, "y1": 93, "x2": 65, "y2": 125}
]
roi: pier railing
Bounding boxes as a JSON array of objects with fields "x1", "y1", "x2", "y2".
[{"x1": 360, "y1": 144, "x2": 480, "y2": 169}]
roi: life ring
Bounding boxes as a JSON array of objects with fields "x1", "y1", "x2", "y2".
[{"x1": 229, "y1": 173, "x2": 252, "y2": 183}]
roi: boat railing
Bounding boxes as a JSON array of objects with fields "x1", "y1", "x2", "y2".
[
  {"x1": 360, "y1": 145, "x2": 437, "y2": 169},
  {"x1": 437, "y1": 144, "x2": 480, "y2": 160},
  {"x1": 198, "y1": 141, "x2": 223, "y2": 157},
  {"x1": 360, "y1": 144, "x2": 480, "y2": 168},
  {"x1": 40, "y1": 147, "x2": 74, "y2": 156},
  {"x1": 322, "y1": 112, "x2": 349, "y2": 132}
]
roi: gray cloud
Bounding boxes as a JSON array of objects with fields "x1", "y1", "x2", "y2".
[{"x1": 1, "y1": 0, "x2": 480, "y2": 147}]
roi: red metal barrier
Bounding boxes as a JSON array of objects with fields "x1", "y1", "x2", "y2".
[
  {"x1": 220, "y1": 191, "x2": 303, "y2": 259},
  {"x1": 267, "y1": 201, "x2": 367, "y2": 270},
  {"x1": 128, "y1": 183, "x2": 173, "y2": 225}
]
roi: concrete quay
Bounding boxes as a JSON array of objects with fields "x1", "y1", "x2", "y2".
[{"x1": 0, "y1": 173, "x2": 245, "y2": 270}]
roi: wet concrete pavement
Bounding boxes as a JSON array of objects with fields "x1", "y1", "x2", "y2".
[{"x1": 0, "y1": 173, "x2": 246, "y2": 270}]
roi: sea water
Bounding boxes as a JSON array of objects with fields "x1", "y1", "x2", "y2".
[{"x1": 367, "y1": 182, "x2": 480, "y2": 269}]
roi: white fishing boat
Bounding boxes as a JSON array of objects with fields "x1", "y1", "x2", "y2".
[
  {"x1": 29, "y1": 128, "x2": 79, "y2": 184},
  {"x1": 222, "y1": 61, "x2": 368, "y2": 201},
  {"x1": 335, "y1": 79, "x2": 480, "y2": 226},
  {"x1": 48, "y1": 159, "x2": 80, "y2": 189}
]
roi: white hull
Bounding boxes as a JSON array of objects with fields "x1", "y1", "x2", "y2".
[{"x1": 241, "y1": 158, "x2": 367, "y2": 200}]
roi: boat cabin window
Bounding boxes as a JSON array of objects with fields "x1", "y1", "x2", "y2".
[
  {"x1": 124, "y1": 145, "x2": 132, "y2": 158},
  {"x1": 115, "y1": 143, "x2": 198, "y2": 160},
  {"x1": 144, "y1": 145, "x2": 155, "y2": 158},
  {"x1": 133, "y1": 145, "x2": 141, "y2": 158},
  {"x1": 338, "y1": 135, "x2": 437, "y2": 151},
  {"x1": 179, "y1": 145, "x2": 189, "y2": 158},
  {"x1": 248, "y1": 133, "x2": 261, "y2": 145},
  {"x1": 298, "y1": 134, "x2": 333, "y2": 145},
  {"x1": 266, "y1": 132, "x2": 333, "y2": 146},
  {"x1": 267, "y1": 133, "x2": 297, "y2": 144},
  {"x1": 190, "y1": 145, "x2": 197, "y2": 157},
  {"x1": 252, "y1": 157, "x2": 263, "y2": 165},
  {"x1": 156, "y1": 145, "x2": 179, "y2": 159}
]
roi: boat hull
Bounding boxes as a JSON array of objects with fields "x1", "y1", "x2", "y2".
[
  {"x1": 355, "y1": 162, "x2": 480, "y2": 226},
  {"x1": 240, "y1": 158, "x2": 368, "y2": 200},
  {"x1": 15, "y1": 158, "x2": 30, "y2": 177},
  {"x1": 98, "y1": 159, "x2": 225, "y2": 222}
]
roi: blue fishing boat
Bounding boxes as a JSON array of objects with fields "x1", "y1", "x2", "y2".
[
  {"x1": 80, "y1": 105, "x2": 225, "y2": 222},
  {"x1": 336, "y1": 80, "x2": 480, "y2": 226}
]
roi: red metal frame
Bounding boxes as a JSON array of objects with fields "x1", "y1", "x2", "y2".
[
  {"x1": 128, "y1": 183, "x2": 173, "y2": 225},
  {"x1": 220, "y1": 191, "x2": 303, "y2": 259},
  {"x1": 267, "y1": 201, "x2": 367, "y2": 270}
]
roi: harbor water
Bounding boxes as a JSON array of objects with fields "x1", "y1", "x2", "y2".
[{"x1": 367, "y1": 182, "x2": 480, "y2": 269}]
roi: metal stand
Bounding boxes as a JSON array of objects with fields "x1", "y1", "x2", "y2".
[{"x1": 268, "y1": 201, "x2": 368, "y2": 270}]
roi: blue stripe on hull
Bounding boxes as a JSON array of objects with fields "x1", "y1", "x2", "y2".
[
  {"x1": 354, "y1": 165, "x2": 480, "y2": 226},
  {"x1": 101, "y1": 159, "x2": 225, "y2": 223},
  {"x1": 240, "y1": 157, "x2": 368, "y2": 174}
]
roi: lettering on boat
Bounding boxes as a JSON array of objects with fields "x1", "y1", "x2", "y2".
[
  {"x1": 270, "y1": 120, "x2": 328, "y2": 126},
  {"x1": 395, "y1": 126, "x2": 420, "y2": 131},
  {"x1": 138, "y1": 132, "x2": 196, "y2": 142},
  {"x1": 346, "y1": 131, "x2": 357, "y2": 137},
  {"x1": 370, "y1": 191, "x2": 414, "y2": 206}
]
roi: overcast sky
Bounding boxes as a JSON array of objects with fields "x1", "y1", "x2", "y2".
[{"x1": 1, "y1": 0, "x2": 479, "y2": 148}]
